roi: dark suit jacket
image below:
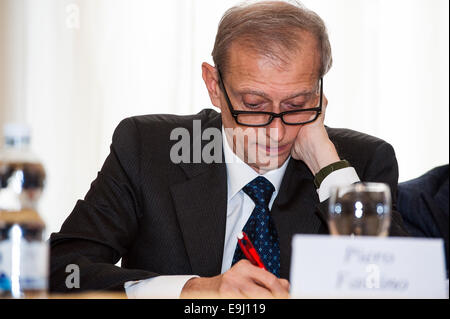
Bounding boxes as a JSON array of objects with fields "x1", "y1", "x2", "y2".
[
  {"x1": 49, "y1": 109, "x2": 408, "y2": 292},
  {"x1": 397, "y1": 165, "x2": 449, "y2": 273}
]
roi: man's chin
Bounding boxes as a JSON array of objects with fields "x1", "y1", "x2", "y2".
[
  {"x1": 251, "y1": 154, "x2": 290, "y2": 173},
  {"x1": 234, "y1": 143, "x2": 291, "y2": 172}
]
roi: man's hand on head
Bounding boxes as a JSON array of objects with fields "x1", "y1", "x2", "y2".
[
  {"x1": 179, "y1": 260, "x2": 290, "y2": 299},
  {"x1": 290, "y1": 95, "x2": 340, "y2": 175}
]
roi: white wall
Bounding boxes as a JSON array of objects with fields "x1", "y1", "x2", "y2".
[{"x1": 0, "y1": 0, "x2": 448, "y2": 237}]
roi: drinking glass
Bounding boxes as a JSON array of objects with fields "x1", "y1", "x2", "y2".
[{"x1": 328, "y1": 183, "x2": 391, "y2": 237}]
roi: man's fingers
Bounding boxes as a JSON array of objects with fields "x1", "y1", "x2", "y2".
[
  {"x1": 258, "y1": 276, "x2": 290, "y2": 299},
  {"x1": 242, "y1": 264, "x2": 289, "y2": 298},
  {"x1": 225, "y1": 260, "x2": 290, "y2": 298},
  {"x1": 240, "y1": 281, "x2": 274, "y2": 299},
  {"x1": 220, "y1": 286, "x2": 247, "y2": 299},
  {"x1": 280, "y1": 278, "x2": 290, "y2": 289},
  {"x1": 280, "y1": 278, "x2": 290, "y2": 293}
]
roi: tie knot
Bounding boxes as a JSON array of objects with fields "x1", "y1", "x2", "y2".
[{"x1": 243, "y1": 176, "x2": 275, "y2": 207}]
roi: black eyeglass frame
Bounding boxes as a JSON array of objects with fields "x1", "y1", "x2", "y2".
[{"x1": 217, "y1": 67, "x2": 323, "y2": 127}]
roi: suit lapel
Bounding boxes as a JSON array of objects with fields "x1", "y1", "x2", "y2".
[
  {"x1": 271, "y1": 158, "x2": 324, "y2": 279},
  {"x1": 170, "y1": 162, "x2": 227, "y2": 277},
  {"x1": 169, "y1": 113, "x2": 227, "y2": 277}
]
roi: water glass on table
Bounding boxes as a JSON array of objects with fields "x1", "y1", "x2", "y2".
[{"x1": 328, "y1": 183, "x2": 392, "y2": 237}]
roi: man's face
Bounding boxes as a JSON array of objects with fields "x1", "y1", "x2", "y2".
[{"x1": 218, "y1": 32, "x2": 322, "y2": 173}]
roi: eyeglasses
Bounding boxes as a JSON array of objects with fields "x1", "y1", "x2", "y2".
[{"x1": 217, "y1": 67, "x2": 323, "y2": 127}]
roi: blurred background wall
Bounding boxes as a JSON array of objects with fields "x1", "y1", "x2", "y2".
[
  {"x1": 0, "y1": 1, "x2": 6, "y2": 130},
  {"x1": 0, "y1": 0, "x2": 448, "y2": 237}
]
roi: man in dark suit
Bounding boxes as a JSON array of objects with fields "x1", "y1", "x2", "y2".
[{"x1": 50, "y1": 1, "x2": 408, "y2": 298}]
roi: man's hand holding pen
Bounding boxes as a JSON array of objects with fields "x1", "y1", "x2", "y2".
[
  {"x1": 180, "y1": 260, "x2": 290, "y2": 299},
  {"x1": 180, "y1": 232, "x2": 290, "y2": 299}
]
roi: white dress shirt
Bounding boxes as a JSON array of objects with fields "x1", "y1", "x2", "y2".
[
  {"x1": 220, "y1": 127, "x2": 289, "y2": 273},
  {"x1": 125, "y1": 126, "x2": 360, "y2": 298}
]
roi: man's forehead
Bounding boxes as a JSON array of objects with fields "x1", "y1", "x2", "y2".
[
  {"x1": 225, "y1": 44, "x2": 320, "y2": 87},
  {"x1": 224, "y1": 34, "x2": 321, "y2": 82}
]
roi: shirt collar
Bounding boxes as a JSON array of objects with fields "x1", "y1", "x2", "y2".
[{"x1": 222, "y1": 126, "x2": 290, "y2": 201}]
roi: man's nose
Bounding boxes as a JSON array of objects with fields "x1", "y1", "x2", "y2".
[{"x1": 266, "y1": 116, "x2": 285, "y2": 143}]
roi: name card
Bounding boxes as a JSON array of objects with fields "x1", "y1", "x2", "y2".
[{"x1": 290, "y1": 235, "x2": 448, "y2": 299}]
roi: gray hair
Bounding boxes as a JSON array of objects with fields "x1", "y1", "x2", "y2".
[{"x1": 212, "y1": 0, "x2": 332, "y2": 77}]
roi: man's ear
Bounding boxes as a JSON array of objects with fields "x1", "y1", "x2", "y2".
[{"x1": 202, "y1": 62, "x2": 222, "y2": 110}]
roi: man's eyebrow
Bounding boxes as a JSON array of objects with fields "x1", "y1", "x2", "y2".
[{"x1": 235, "y1": 89, "x2": 314, "y2": 100}]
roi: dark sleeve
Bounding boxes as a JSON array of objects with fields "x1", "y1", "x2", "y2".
[
  {"x1": 49, "y1": 117, "x2": 158, "y2": 293},
  {"x1": 362, "y1": 142, "x2": 409, "y2": 236},
  {"x1": 317, "y1": 141, "x2": 409, "y2": 237}
]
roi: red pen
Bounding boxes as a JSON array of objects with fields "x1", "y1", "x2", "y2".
[{"x1": 237, "y1": 231, "x2": 267, "y2": 270}]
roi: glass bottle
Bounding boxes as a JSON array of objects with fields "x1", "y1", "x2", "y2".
[{"x1": 0, "y1": 123, "x2": 48, "y2": 298}]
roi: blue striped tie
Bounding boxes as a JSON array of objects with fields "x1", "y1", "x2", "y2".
[{"x1": 232, "y1": 176, "x2": 280, "y2": 277}]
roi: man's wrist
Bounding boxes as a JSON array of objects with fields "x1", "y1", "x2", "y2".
[
  {"x1": 314, "y1": 160, "x2": 351, "y2": 188},
  {"x1": 306, "y1": 138, "x2": 340, "y2": 175},
  {"x1": 316, "y1": 166, "x2": 360, "y2": 202},
  {"x1": 125, "y1": 275, "x2": 198, "y2": 299}
]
